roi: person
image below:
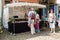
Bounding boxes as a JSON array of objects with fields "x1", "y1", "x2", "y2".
[
  {"x1": 27, "y1": 8, "x2": 36, "y2": 35},
  {"x1": 58, "y1": 14, "x2": 60, "y2": 32},
  {"x1": 31, "y1": 13, "x2": 36, "y2": 34},
  {"x1": 25, "y1": 13, "x2": 28, "y2": 19},
  {"x1": 48, "y1": 9, "x2": 56, "y2": 33},
  {"x1": 34, "y1": 14, "x2": 40, "y2": 33}
]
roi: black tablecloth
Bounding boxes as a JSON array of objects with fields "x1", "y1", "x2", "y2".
[
  {"x1": 8, "y1": 21, "x2": 49, "y2": 34},
  {"x1": 8, "y1": 22, "x2": 30, "y2": 33}
]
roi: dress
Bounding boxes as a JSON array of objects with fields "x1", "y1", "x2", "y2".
[{"x1": 48, "y1": 13, "x2": 55, "y2": 28}]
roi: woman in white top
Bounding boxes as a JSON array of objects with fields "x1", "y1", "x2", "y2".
[{"x1": 48, "y1": 9, "x2": 56, "y2": 33}]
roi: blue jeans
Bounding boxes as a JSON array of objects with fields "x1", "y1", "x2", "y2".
[{"x1": 35, "y1": 28, "x2": 40, "y2": 33}]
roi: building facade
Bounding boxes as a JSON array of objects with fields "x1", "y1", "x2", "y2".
[
  {"x1": 13, "y1": 0, "x2": 39, "y2": 3},
  {"x1": 3, "y1": 0, "x2": 39, "y2": 5}
]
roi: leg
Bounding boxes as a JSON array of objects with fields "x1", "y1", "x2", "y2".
[
  {"x1": 53, "y1": 22, "x2": 55, "y2": 33},
  {"x1": 35, "y1": 28, "x2": 38, "y2": 33},
  {"x1": 35, "y1": 23, "x2": 40, "y2": 33},
  {"x1": 50, "y1": 23, "x2": 53, "y2": 33},
  {"x1": 37, "y1": 23, "x2": 40, "y2": 32},
  {"x1": 53, "y1": 28, "x2": 55, "y2": 33},
  {"x1": 50, "y1": 28, "x2": 53, "y2": 33},
  {"x1": 58, "y1": 26, "x2": 60, "y2": 32},
  {"x1": 31, "y1": 20, "x2": 35, "y2": 35}
]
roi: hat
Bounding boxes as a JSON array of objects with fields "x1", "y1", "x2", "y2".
[{"x1": 31, "y1": 8, "x2": 34, "y2": 10}]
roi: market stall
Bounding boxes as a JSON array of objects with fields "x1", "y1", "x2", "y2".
[{"x1": 3, "y1": 2, "x2": 46, "y2": 34}]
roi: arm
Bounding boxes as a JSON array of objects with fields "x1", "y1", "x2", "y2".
[{"x1": 53, "y1": 13, "x2": 56, "y2": 21}]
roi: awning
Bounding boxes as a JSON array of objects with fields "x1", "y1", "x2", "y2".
[{"x1": 5, "y1": 2, "x2": 46, "y2": 8}]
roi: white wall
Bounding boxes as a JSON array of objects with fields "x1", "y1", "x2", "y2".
[
  {"x1": 0, "y1": 0, "x2": 2, "y2": 22},
  {"x1": 3, "y1": 7, "x2": 9, "y2": 29},
  {"x1": 9, "y1": 7, "x2": 29, "y2": 19}
]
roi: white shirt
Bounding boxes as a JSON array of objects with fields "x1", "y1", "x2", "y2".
[
  {"x1": 49, "y1": 13, "x2": 54, "y2": 18},
  {"x1": 36, "y1": 14, "x2": 39, "y2": 19},
  {"x1": 28, "y1": 10, "x2": 36, "y2": 17},
  {"x1": 48, "y1": 13, "x2": 55, "y2": 22}
]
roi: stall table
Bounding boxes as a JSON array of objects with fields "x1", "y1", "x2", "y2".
[{"x1": 8, "y1": 21, "x2": 30, "y2": 33}]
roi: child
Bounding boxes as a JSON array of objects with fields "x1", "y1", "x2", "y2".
[{"x1": 35, "y1": 14, "x2": 40, "y2": 33}]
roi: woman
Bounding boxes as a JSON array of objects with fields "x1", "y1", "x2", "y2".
[{"x1": 48, "y1": 9, "x2": 56, "y2": 33}]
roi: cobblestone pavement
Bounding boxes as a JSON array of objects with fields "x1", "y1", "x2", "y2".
[{"x1": 0, "y1": 31, "x2": 60, "y2": 40}]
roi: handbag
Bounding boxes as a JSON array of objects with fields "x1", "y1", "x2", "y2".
[{"x1": 50, "y1": 18, "x2": 54, "y2": 23}]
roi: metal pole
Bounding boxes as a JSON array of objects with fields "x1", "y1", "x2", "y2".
[{"x1": 13, "y1": 6, "x2": 16, "y2": 36}]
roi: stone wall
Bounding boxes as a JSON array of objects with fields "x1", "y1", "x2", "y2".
[
  {"x1": 11, "y1": 0, "x2": 39, "y2": 3},
  {"x1": 9, "y1": 7, "x2": 29, "y2": 19},
  {"x1": 18, "y1": 0, "x2": 39, "y2": 3}
]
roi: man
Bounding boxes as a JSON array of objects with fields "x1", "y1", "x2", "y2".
[{"x1": 28, "y1": 8, "x2": 36, "y2": 35}]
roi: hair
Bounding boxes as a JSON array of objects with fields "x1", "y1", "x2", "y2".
[
  {"x1": 49, "y1": 9, "x2": 53, "y2": 13},
  {"x1": 31, "y1": 13, "x2": 36, "y2": 19},
  {"x1": 29, "y1": 8, "x2": 34, "y2": 10}
]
